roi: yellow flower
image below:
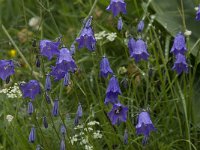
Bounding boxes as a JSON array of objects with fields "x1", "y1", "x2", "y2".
[{"x1": 8, "y1": 49, "x2": 17, "y2": 57}]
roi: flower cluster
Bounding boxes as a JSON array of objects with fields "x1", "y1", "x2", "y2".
[
  {"x1": 0, "y1": 83, "x2": 22, "y2": 98},
  {"x1": 70, "y1": 120, "x2": 102, "y2": 150},
  {"x1": 95, "y1": 31, "x2": 117, "y2": 41},
  {"x1": 170, "y1": 33, "x2": 188, "y2": 74}
]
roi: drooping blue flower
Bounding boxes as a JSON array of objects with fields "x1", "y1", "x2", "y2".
[
  {"x1": 74, "y1": 103, "x2": 83, "y2": 126},
  {"x1": 60, "y1": 124, "x2": 66, "y2": 135},
  {"x1": 76, "y1": 26, "x2": 96, "y2": 51},
  {"x1": 56, "y1": 48, "x2": 77, "y2": 73},
  {"x1": 105, "y1": 76, "x2": 122, "y2": 104},
  {"x1": 128, "y1": 37, "x2": 135, "y2": 55},
  {"x1": 172, "y1": 53, "x2": 188, "y2": 75},
  {"x1": 35, "y1": 56, "x2": 40, "y2": 68},
  {"x1": 45, "y1": 74, "x2": 51, "y2": 91},
  {"x1": 170, "y1": 33, "x2": 187, "y2": 55},
  {"x1": 52, "y1": 99, "x2": 59, "y2": 117},
  {"x1": 84, "y1": 16, "x2": 93, "y2": 29},
  {"x1": 45, "y1": 92, "x2": 51, "y2": 104},
  {"x1": 60, "y1": 139, "x2": 66, "y2": 150},
  {"x1": 100, "y1": 56, "x2": 113, "y2": 78},
  {"x1": 43, "y1": 116, "x2": 48, "y2": 128},
  {"x1": 63, "y1": 72, "x2": 70, "y2": 86},
  {"x1": 137, "y1": 20, "x2": 144, "y2": 32},
  {"x1": 123, "y1": 129, "x2": 128, "y2": 144},
  {"x1": 117, "y1": 17, "x2": 123, "y2": 31},
  {"x1": 20, "y1": 80, "x2": 41, "y2": 100},
  {"x1": 28, "y1": 102, "x2": 34, "y2": 115},
  {"x1": 70, "y1": 43, "x2": 76, "y2": 55},
  {"x1": 136, "y1": 111, "x2": 156, "y2": 144},
  {"x1": 50, "y1": 63, "x2": 67, "y2": 81},
  {"x1": 130, "y1": 39, "x2": 149, "y2": 62},
  {"x1": 107, "y1": 103, "x2": 128, "y2": 125},
  {"x1": 196, "y1": 5, "x2": 200, "y2": 21},
  {"x1": 29, "y1": 127, "x2": 35, "y2": 143},
  {"x1": 39, "y1": 39, "x2": 60, "y2": 60},
  {"x1": 106, "y1": 0, "x2": 126, "y2": 17},
  {"x1": 0, "y1": 60, "x2": 15, "y2": 81}
]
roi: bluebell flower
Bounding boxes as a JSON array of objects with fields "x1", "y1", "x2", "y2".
[
  {"x1": 76, "y1": 26, "x2": 96, "y2": 51},
  {"x1": 136, "y1": 111, "x2": 156, "y2": 144},
  {"x1": 52, "y1": 99, "x2": 59, "y2": 116},
  {"x1": 56, "y1": 48, "x2": 77, "y2": 73},
  {"x1": 170, "y1": 33, "x2": 187, "y2": 55},
  {"x1": 63, "y1": 72, "x2": 70, "y2": 86},
  {"x1": 106, "y1": 0, "x2": 126, "y2": 17},
  {"x1": 84, "y1": 16, "x2": 93, "y2": 28},
  {"x1": 28, "y1": 102, "x2": 34, "y2": 115},
  {"x1": 117, "y1": 17, "x2": 123, "y2": 31},
  {"x1": 107, "y1": 103, "x2": 128, "y2": 125},
  {"x1": 74, "y1": 103, "x2": 83, "y2": 126},
  {"x1": 130, "y1": 39, "x2": 149, "y2": 62},
  {"x1": 45, "y1": 74, "x2": 51, "y2": 91},
  {"x1": 137, "y1": 20, "x2": 144, "y2": 32},
  {"x1": 100, "y1": 56, "x2": 113, "y2": 78},
  {"x1": 60, "y1": 139, "x2": 66, "y2": 150},
  {"x1": 29, "y1": 127, "x2": 35, "y2": 143},
  {"x1": 196, "y1": 5, "x2": 200, "y2": 21},
  {"x1": 0, "y1": 60, "x2": 15, "y2": 81},
  {"x1": 39, "y1": 39, "x2": 60, "y2": 60},
  {"x1": 105, "y1": 76, "x2": 122, "y2": 104},
  {"x1": 45, "y1": 92, "x2": 51, "y2": 104},
  {"x1": 70, "y1": 43, "x2": 76, "y2": 55},
  {"x1": 128, "y1": 37, "x2": 135, "y2": 55},
  {"x1": 172, "y1": 53, "x2": 188, "y2": 75},
  {"x1": 43, "y1": 116, "x2": 48, "y2": 128},
  {"x1": 50, "y1": 63, "x2": 67, "y2": 81},
  {"x1": 123, "y1": 129, "x2": 128, "y2": 144},
  {"x1": 35, "y1": 56, "x2": 40, "y2": 68},
  {"x1": 20, "y1": 80, "x2": 41, "y2": 100},
  {"x1": 60, "y1": 124, "x2": 66, "y2": 135}
]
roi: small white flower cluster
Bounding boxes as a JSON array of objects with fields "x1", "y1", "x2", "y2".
[
  {"x1": 6, "y1": 115, "x2": 14, "y2": 122},
  {"x1": 70, "y1": 120, "x2": 102, "y2": 150},
  {"x1": 29, "y1": 16, "x2": 41, "y2": 30},
  {"x1": 0, "y1": 83, "x2": 22, "y2": 99},
  {"x1": 95, "y1": 31, "x2": 117, "y2": 41}
]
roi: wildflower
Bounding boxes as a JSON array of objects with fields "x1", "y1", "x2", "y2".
[
  {"x1": 128, "y1": 37, "x2": 135, "y2": 55},
  {"x1": 104, "y1": 76, "x2": 122, "y2": 104},
  {"x1": 137, "y1": 20, "x2": 144, "y2": 32},
  {"x1": 106, "y1": 0, "x2": 126, "y2": 17},
  {"x1": 39, "y1": 39, "x2": 60, "y2": 60},
  {"x1": 29, "y1": 127, "x2": 36, "y2": 143},
  {"x1": 70, "y1": 43, "x2": 76, "y2": 55},
  {"x1": 170, "y1": 33, "x2": 187, "y2": 55},
  {"x1": 6, "y1": 115, "x2": 14, "y2": 123},
  {"x1": 28, "y1": 102, "x2": 34, "y2": 115},
  {"x1": 63, "y1": 72, "x2": 70, "y2": 86},
  {"x1": 84, "y1": 16, "x2": 93, "y2": 28},
  {"x1": 8, "y1": 49, "x2": 17, "y2": 57},
  {"x1": 106, "y1": 32, "x2": 117, "y2": 41},
  {"x1": 123, "y1": 129, "x2": 128, "y2": 144},
  {"x1": 76, "y1": 26, "x2": 96, "y2": 51},
  {"x1": 60, "y1": 124, "x2": 66, "y2": 135},
  {"x1": 74, "y1": 103, "x2": 83, "y2": 126},
  {"x1": 28, "y1": 16, "x2": 41, "y2": 30},
  {"x1": 196, "y1": 5, "x2": 200, "y2": 21},
  {"x1": 45, "y1": 74, "x2": 51, "y2": 91},
  {"x1": 93, "y1": 131, "x2": 103, "y2": 139},
  {"x1": 20, "y1": 80, "x2": 41, "y2": 100},
  {"x1": 52, "y1": 99, "x2": 59, "y2": 116},
  {"x1": 136, "y1": 111, "x2": 156, "y2": 144},
  {"x1": 184, "y1": 30, "x2": 192, "y2": 36},
  {"x1": 36, "y1": 145, "x2": 41, "y2": 150},
  {"x1": 43, "y1": 116, "x2": 48, "y2": 128},
  {"x1": 107, "y1": 103, "x2": 128, "y2": 125},
  {"x1": 100, "y1": 56, "x2": 113, "y2": 78},
  {"x1": 56, "y1": 48, "x2": 77, "y2": 73},
  {"x1": 130, "y1": 39, "x2": 149, "y2": 62},
  {"x1": 35, "y1": 55, "x2": 40, "y2": 68},
  {"x1": 117, "y1": 17, "x2": 123, "y2": 31},
  {"x1": 60, "y1": 139, "x2": 66, "y2": 150},
  {"x1": 50, "y1": 63, "x2": 67, "y2": 81},
  {"x1": 45, "y1": 92, "x2": 51, "y2": 104},
  {"x1": 0, "y1": 60, "x2": 15, "y2": 81},
  {"x1": 172, "y1": 53, "x2": 188, "y2": 75}
]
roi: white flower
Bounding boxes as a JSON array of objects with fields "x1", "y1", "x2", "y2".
[
  {"x1": 95, "y1": 31, "x2": 108, "y2": 40},
  {"x1": 106, "y1": 33, "x2": 117, "y2": 41},
  {"x1": 93, "y1": 131, "x2": 102, "y2": 139},
  {"x1": 6, "y1": 115, "x2": 14, "y2": 122},
  {"x1": 0, "y1": 83, "x2": 22, "y2": 99},
  {"x1": 195, "y1": 7, "x2": 199, "y2": 11},
  {"x1": 87, "y1": 121, "x2": 100, "y2": 126},
  {"x1": 85, "y1": 145, "x2": 93, "y2": 150},
  {"x1": 184, "y1": 30, "x2": 192, "y2": 36},
  {"x1": 29, "y1": 16, "x2": 41, "y2": 30},
  {"x1": 70, "y1": 136, "x2": 78, "y2": 145}
]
